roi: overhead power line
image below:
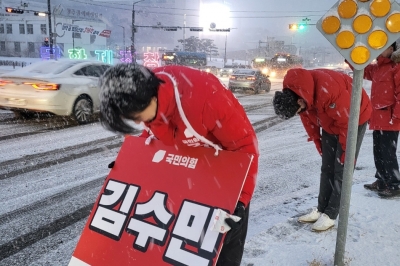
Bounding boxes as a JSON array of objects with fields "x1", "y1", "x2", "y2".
[{"x1": 67, "y1": 0, "x2": 325, "y2": 18}]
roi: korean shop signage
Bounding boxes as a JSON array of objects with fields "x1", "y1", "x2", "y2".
[
  {"x1": 69, "y1": 136, "x2": 253, "y2": 266},
  {"x1": 61, "y1": 23, "x2": 111, "y2": 38}
]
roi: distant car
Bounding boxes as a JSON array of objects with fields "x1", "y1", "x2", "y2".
[
  {"x1": 0, "y1": 59, "x2": 111, "y2": 124},
  {"x1": 219, "y1": 67, "x2": 233, "y2": 77},
  {"x1": 228, "y1": 69, "x2": 271, "y2": 94},
  {"x1": 198, "y1": 66, "x2": 219, "y2": 76}
]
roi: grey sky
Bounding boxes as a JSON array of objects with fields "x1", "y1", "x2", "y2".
[{"x1": 89, "y1": 0, "x2": 337, "y2": 49}]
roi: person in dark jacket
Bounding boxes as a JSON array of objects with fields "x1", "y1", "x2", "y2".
[
  {"x1": 347, "y1": 42, "x2": 400, "y2": 197},
  {"x1": 99, "y1": 63, "x2": 259, "y2": 266},
  {"x1": 273, "y1": 68, "x2": 372, "y2": 231}
]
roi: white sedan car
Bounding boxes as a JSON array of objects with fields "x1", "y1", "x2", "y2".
[{"x1": 0, "y1": 59, "x2": 111, "y2": 124}]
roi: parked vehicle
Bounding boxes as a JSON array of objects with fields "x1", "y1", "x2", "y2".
[
  {"x1": 228, "y1": 69, "x2": 271, "y2": 94},
  {"x1": 0, "y1": 59, "x2": 111, "y2": 124}
]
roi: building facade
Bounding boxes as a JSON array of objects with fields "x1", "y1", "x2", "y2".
[{"x1": 0, "y1": 0, "x2": 108, "y2": 59}]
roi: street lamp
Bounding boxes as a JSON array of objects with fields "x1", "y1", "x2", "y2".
[
  {"x1": 117, "y1": 25, "x2": 126, "y2": 62},
  {"x1": 132, "y1": 0, "x2": 146, "y2": 63}
]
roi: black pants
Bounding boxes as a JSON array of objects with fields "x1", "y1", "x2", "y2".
[
  {"x1": 373, "y1": 130, "x2": 400, "y2": 185},
  {"x1": 318, "y1": 123, "x2": 367, "y2": 219},
  {"x1": 216, "y1": 203, "x2": 250, "y2": 266}
]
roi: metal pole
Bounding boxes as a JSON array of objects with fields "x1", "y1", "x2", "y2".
[
  {"x1": 53, "y1": 8, "x2": 57, "y2": 60},
  {"x1": 123, "y1": 26, "x2": 126, "y2": 62},
  {"x1": 118, "y1": 25, "x2": 125, "y2": 62},
  {"x1": 131, "y1": 0, "x2": 145, "y2": 63},
  {"x1": 334, "y1": 68, "x2": 364, "y2": 266},
  {"x1": 183, "y1": 14, "x2": 186, "y2": 51},
  {"x1": 53, "y1": 5, "x2": 60, "y2": 61},
  {"x1": 131, "y1": 3, "x2": 136, "y2": 63},
  {"x1": 72, "y1": 22, "x2": 75, "y2": 51},
  {"x1": 47, "y1": 0, "x2": 53, "y2": 59},
  {"x1": 224, "y1": 33, "x2": 227, "y2": 67}
]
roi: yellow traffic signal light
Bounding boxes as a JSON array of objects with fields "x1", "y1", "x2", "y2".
[
  {"x1": 289, "y1": 24, "x2": 306, "y2": 30},
  {"x1": 317, "y1": 0, "x2": 400, "y2": 68}
]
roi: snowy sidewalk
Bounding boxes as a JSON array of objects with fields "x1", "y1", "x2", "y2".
[
  {"x1": 242, "y1": 183, "x2": 400, "y2": 266},
  {"x1": 241, "y1": 116, "x2": 400, "y2": 266}
]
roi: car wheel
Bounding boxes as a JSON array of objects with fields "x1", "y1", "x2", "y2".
[
  {"x1": 254, "y1": 85, "x2": 261, "y2": 94},
  {"x1": 72, "y1": 95, "x2": 93, "y2": 124},
  {"x1": 265, "y1": 84, "x2": 271, "y2": 93}
]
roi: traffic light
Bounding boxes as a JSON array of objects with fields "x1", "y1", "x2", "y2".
[
  {"x1": 289, "y1": 24, "x2": 306, "y2": 30},
  {"x1": 5, "y1": 7, "x2": 24, "y2": 14}
]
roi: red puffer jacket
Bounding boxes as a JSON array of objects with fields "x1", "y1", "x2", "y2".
[
  {"x1": 283, "y1": 68, "x2": 372, "y2": 152},
  {"x1": 141, "y1": 65, "x2": 259, "y2": 207},
  {"x1": 363, "y1": 56, "x2": 400, "y2": 130}
]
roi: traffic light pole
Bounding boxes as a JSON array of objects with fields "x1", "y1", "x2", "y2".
[
  {"x1": 334, "y1": 69, "x2": 364, "y2": 266},
  {"x1": 131, "y1": 3, "x2": 136, "y2": 63},
  {"x1": 47, "y1": 0, "x2": 54, "y2": 59}
]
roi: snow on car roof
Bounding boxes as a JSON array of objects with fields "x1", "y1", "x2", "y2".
[
  {"x1": 234, "y1": 69, "x2": 256, "y2": 75},
  {"x1": 4, "y1": 59, "x2": 100, "y2": 76}
]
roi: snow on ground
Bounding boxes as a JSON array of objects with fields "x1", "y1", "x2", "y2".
[{"x1": 242, "y1": 116, "x2": 400, "y2": 265}]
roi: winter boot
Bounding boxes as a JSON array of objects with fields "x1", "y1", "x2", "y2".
[
  {"x1": 378, "y1": 184, "x2": 400, "y2": 198},
  {"x1": 311, "y1": 213, "x2": 335, "y2": 231},
  {"x1": 298, "y1": 208, "x2": 321, "y2": 223},
  {"x1": 364, "y1": 180, "x2": 385, "y2": 191}
]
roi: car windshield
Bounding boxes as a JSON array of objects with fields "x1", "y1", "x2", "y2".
[{"x1": 234, "y1": 70, "x2": 256, "y2": 75}]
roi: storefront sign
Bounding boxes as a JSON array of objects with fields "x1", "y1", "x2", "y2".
[
  {"x1": 69, "y1": 136, "x2": 252, "y2": 265},
  {"x1": 61, "y1": 23, "x2": 111, "y2": 38}
]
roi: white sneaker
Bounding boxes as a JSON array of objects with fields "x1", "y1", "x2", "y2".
[
  {"x1": 311, "y1": 213, "x2": 335, "y2": 231},
  {"x1": 298, "y1": 208, "x2": 321, "y2": 223}
]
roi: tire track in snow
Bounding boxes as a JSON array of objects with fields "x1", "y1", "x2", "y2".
[{"x1": 0, "y1": 136, "x2": 124, "y2": 181}]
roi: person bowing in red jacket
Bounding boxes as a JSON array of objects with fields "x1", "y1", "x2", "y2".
[
  {"x1": 273, "y1": 68, "x2": 371, "y2": 231},
  {"x1": 99, "y1": 63, "x2": 259, "y2": 266},
  {"x1": 347, "y1": 42, "x2": 400, "y2": 197}
]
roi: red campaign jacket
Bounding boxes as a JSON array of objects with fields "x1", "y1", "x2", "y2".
[
  {"x1": 363, "y1": 56, "x2": 400, "y2": 130},
  {"x1": 140, "y1": 65, "x2": 259, "y2": 207},
  {"x1": 283, "y1": 68, "x2": 372, "y2": 152}
]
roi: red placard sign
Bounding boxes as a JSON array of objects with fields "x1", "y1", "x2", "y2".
[{"x1": 69, "y1": 136, "x2": 253, "y2": 266}]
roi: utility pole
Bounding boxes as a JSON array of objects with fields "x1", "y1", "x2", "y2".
[
  {"x1": 131, "y1": 0, "x2": 145, "y2": 63},
  {"x1": 53, "y1": 4, "x2": 61, "y2": 61},
  {"x1": 47, "y1": 0, "x2": 53, "y2": 59},
  {"x1": 183, "y1": 14, "x2": 186, "y2": 51},
  {"x1": 224, "y1": 33, "x2": 227, "y2": 67},
  {"x1": 118, "y1": 25, "x2": 126, "y2": 61}
]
